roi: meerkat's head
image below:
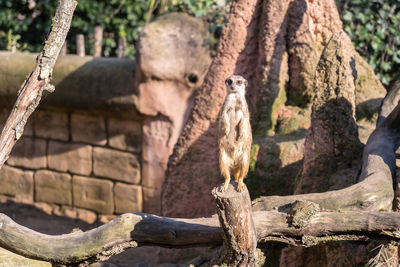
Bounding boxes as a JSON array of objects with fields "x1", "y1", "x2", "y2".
[{"x1": 225, "y1": 75, "x2": 248, "y2": 95}]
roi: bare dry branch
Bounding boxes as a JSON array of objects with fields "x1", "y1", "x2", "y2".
[{"x1": 0, "y1": 0, "x2": 77, "y2": 168}]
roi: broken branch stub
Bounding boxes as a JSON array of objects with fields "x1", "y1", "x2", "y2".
[
  {"x1": 0, "y1": 0, "x2": 77, "y2": 168},
  {"x1": 212, "y1": 183, "x2": 258, "y2": 267}
]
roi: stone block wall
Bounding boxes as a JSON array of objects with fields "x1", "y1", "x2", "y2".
[
  {"x1": 0, "y1": 107, "x2": 154, "y2": 222},
  {"x1": 0, "y1": 13, "x2": 212, "y2": 224}
]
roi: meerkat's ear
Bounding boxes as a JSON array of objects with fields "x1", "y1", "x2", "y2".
[{"x1": 244, "y1": 79, "x2": 248, "y2": 87}]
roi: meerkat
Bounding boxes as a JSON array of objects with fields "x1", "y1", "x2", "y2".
[{"x1": 218, "y1": 75, "x2": 252, "y2": 192}]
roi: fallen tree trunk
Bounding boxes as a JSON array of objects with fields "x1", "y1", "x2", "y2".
[{"x1": 3, "y1": 205, "x2": 400, "y2": 264}]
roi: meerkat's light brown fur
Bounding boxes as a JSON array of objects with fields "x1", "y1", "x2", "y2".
[{"x1": 218, "y1": 75, "x2": 252, "y2": 192}]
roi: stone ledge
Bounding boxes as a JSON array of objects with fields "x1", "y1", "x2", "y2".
[{"x1": 0, "y1": 52, "x2": 139, "y2": 117}]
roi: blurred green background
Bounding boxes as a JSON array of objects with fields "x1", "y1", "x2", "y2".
[{"x1": 0, "y1": 0, "x2": 398, "y2": 86}]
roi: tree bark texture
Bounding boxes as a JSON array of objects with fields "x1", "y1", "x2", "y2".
[
  {"x1": 0, "y1": 0, "x2": 77, "y2": 169},
  {"x1": 212, "y1": 183, "x2": 258, "y2": 266},
  {"x1": 161, "y1": 0, "x2": 385, "y2": 218}
]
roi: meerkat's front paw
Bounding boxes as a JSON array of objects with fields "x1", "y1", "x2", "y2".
[
  {"x1": 220, "y1": 182, "x2": 229, "y2": 192},
  {"x1": 237, "y1": 181, "x2": 244, "y2": 192}
]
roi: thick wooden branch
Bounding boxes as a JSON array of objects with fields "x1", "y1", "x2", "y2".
[
  {"x1": 0, "y1": 0, "x2": 77, "y2": 168},
  {"x1": 3, "y1": 203, "x2": 400, "y2": 264},
  {"x1": 377, "y1": 78, "x2": 400, "y2": 127},
  {"x1": 0, "y1": 213, "x2": 221, "y2": 265}
]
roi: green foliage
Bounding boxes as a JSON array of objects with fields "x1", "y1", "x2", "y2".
[
  {"x1": 0, "y1": 0, "x2": 231, "y2": 58},
  {"x1": 0, "y1": 0, "x2": 55, "y2": 52},
  {"x1": 338, "y1": 0, "x2": 400, "y2": 85},
  {"x1": 6, "y1": 0, "x2": 397, "y2": 87},
  {"x1": 69, "y1": 0, "x2": 149, "y2": 57}
]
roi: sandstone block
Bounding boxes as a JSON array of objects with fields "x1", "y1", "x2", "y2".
[
  {"x1": 107, "y1": 118, "x2": 141, "y2": 152},
  {"x1": 143, "y1": 187, "x2": 160, "y2": 214},
  {"x1": 71, "y1": 113, "x2": 107, "y2": 145},
  {"x1": 35, "y1": 170, "x2": 72, "y2": 205},
  {"x1": 142, "y1": 161, "x2": 166, "y2": 189},
  {"x1": 73, "y1": 175, "x2": 114, "y2": 214},
  {"x1": 0, "y1": 165, "x2": 33, "y2": 201},
  {"x1": 7, "y1": 137, "x2": 46, "y2": 169},
  {"x1": 114, "y1": 183, "x2": 142, "y2": 213},
  {"x1": 35, "y1": 110, "x2": 69, "y2": 141},
  {"x1": 93, "y1": 147, "x2": 140, "y2": 184},
  {"x1": 48, "y1": 141, "x2": 92, "y2": 175}
]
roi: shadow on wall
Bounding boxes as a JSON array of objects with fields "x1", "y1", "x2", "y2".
[
  {"x1": 45, "y1": 57, "x2": 138, "y2": 116},
  {"x1": 0, "y1": 200, "x2": 101, "y2": 235}
]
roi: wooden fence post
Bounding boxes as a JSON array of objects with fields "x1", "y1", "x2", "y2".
[
  {"x1": 59, "y1": 40, "x2": 67, "y2": 56},
  {"x1": 93, "y1": 26, "x2": 103, "y2": 57},
  {"x1": 212, "y1": 182, "x2": 258, "y2": 266},
  {"x1": 76, "y1": 34, "x2": 85, "y2": 57},
  {"x1": 118, "y1": 36, "x2": 126, "y2": 58}
]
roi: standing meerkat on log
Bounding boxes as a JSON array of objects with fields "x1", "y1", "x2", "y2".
[{"x1": 218, "y1": 75, "x2": 252, "y2": 192}]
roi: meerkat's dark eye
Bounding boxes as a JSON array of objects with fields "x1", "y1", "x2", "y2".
[
  {"x1": 237, "y1": 80, "x2": 242, "y2": 85},
  {"x1": 225, "y1": 78, "x2": 232, "y2": 86}
]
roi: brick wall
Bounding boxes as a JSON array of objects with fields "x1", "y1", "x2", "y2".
[{"x1": 0, "y1": 107, "x2": 153, "y2": 223}]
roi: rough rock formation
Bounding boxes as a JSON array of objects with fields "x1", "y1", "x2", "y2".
[
  {"x1": 294, "y1": 33, "x2": 364, "y2": 194},
  {"x1": 161, "y1": 0, "x2": 385, "y2": 218}
]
